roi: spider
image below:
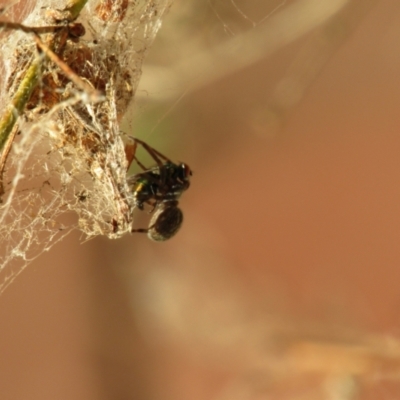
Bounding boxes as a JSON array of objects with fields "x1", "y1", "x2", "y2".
[{"x1": 126, "y1": 136, "x2": 192, "y2": 241}]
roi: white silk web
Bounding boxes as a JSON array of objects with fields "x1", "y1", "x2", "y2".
[{"x1": 0, "y1": 0, "x2": 173, "y2": 292}]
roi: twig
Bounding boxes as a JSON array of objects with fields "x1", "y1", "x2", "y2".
[
  {"x1": 0, "y1": 124, "x2": 18, "y2": 199},
  {"x1": 0, "y1": 0, "x2": 91, "y2": 153},
  {"x1": 0, "y1": 21, "x2": 61, "y2": 34},
  {"x1": 32, "y1": 34, "x2": 102, "y2": 102},
  {"x1": 0, "y1": 56, "x2": 41, "y2": 150}
]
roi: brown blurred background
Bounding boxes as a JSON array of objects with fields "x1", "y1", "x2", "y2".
[{"x1": 2, "y1": 0, "x2": 400, "y2": 399}]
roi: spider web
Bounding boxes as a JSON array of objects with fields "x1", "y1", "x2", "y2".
[{"x1": 0, "y1": 0, "x2": 173, "y2": 292}]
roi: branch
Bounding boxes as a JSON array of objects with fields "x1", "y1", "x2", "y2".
[{"x1": 0, "y1": 0, "x2": 89, "y2": 151}]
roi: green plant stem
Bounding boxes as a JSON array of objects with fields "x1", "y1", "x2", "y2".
[
  {"x1": 0, "y1": 57, "x2": 41, "y2": 150},
  {"x1": 65, "y1": 0, "x2": 89, "y2": 20},
  {"x1": 0, "y1": 0, "x2": 89, "y2": 151}
]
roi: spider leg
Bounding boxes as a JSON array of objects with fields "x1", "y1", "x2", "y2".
[
  {"x1": 125, "y1": 136, "x2": 159, "y2": 172},
  {"x1": 131, "y1": 219, "x2": 157, "y2": 234},
  {"x1": 126, "y1": 136, "x2": 167, "y2": 175},
  {"x1": 134, "y1": 156, "x2": 149, "y2": 172},
  {"x1": 129, "y1": 136, "x2": 173, "y2": 166},
  {"x1": 146, "y1": 199, "x2": 158, "y2": 213},
  {"x1": 131, "y1": 227, "x2": 149, "y2": 234},
  {"x1": 128, "y1": 136, "x2": 173, "y2": 186}
]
